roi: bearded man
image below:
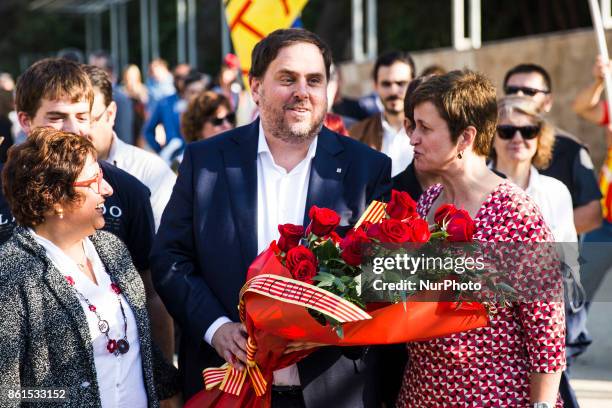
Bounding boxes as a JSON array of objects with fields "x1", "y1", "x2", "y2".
[{"x1": 151, "y1": 28, "x2": 394, "y2": 407}]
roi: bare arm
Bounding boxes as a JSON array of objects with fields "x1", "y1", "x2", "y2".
[
  {"x1": 141, "y1": 268, "x2": 175, "y2": 363},
  {"x1": 572, "y1": 81, "x2": 605, "y2": 124},
  {"x1": 572, "y1": 55, "x2": 610, "y2": 125},
  {"x1": 574, "y1": 200, "x2": 603, "y2": 235},
  {"x1": 530, "y1": 372, "x2": 562, "y2": 404}
]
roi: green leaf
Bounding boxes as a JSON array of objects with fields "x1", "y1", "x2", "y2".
[{"x1": 313, "y1": 239, "x2": 340, "y2": 261}]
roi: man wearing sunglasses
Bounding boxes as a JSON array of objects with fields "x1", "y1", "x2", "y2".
[
  {"x1": 504, "y1": 63, "x2": 602, "y2": 235},
  {"x1": 505, "y1": 63, "x2": 602, "y2": 408}
]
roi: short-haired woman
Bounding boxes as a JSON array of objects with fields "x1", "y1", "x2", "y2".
[
  {"x1": 0, "y1": 127, "x2": 179, "y2": 407},
  {"x1": 397, "y1": 70, "x2": 565, "y2": 407}
]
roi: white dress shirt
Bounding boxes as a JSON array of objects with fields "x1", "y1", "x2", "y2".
[
  {"x1": 106, "y1": 133, "x2": 177, "y2": 231},
  {"x1": 380, "y1": 114, "x2": 413, "y2": 177},
  {"x1": 31, "y1": 230, "x2": 147, "y2": 408},
  {"x1": 204, "y1": 123, "x2": 317, "y2": 386},
  {"x1": 525, "y1": 166, "x2": 577, "y2": 243}
]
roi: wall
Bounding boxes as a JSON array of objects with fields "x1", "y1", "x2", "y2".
[{"x1": 339, "y1": 28, "x2": 612, "y2": 168}]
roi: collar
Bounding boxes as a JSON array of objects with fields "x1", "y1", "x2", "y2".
[
  {"x1": 257, "y1": 121, "x2": 318, "y2": 162},
  {"x1": 380, "y1": 112, "x2": 403, "y2": 135},
  {"x1": 525, "y1": 165, "x2": 540, "y2": 193},
  {"x1": 105, "y1": 132, "x2": 123, "y2": 164}
]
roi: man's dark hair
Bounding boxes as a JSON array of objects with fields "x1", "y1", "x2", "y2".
[
  {"x1": 82, "y1": 65, "x2": 113, "y2": 106},
  {"x1": 372, "y1": 51, "x2": 416, "y2": 82},
  {"x1": 503, "y1": 63, "x2": 552, "y2": 92},
  {"x1": 89, "y1": 50, "x2": 113, "y2": 72},
  {"x1": 249, "y1": 28, "x2": 332, "y2": 80}
]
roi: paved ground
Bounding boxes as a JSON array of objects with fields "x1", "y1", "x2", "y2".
[{"x1": 570, "y1": 267, "x2": 612, "y2": 408}]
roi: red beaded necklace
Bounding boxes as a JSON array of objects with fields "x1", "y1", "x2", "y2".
[{"x1": 64, "y1": 275, "x2": 130, "y2": 355}]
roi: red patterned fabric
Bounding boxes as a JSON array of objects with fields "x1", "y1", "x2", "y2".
[{"x1": 397, "y1": 182, "x2": 566, "y2": 407}]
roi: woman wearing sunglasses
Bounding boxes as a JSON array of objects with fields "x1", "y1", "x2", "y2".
[
  {"x1": 0, "y1": 127, "x2": 179, "y2": 407},
  {"x1": 181, "y1": 91, "x2": 235, "y2": 144},
  {"x1": 491, "y1": 95, "x2": 577, "y2": 242}
]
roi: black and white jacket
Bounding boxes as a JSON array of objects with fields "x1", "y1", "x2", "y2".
[{"x1": 0, "y1": 227, "x2": 179, "y2": 407}]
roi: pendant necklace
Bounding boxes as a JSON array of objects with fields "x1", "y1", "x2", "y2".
[{"x1": 64, "y1": 263, "x2": 130, "y2": 356}]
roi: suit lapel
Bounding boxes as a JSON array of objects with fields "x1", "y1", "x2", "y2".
[
  {"x1": 224, "y1": 120, "x2": 259, "y2": 267},
  {"x1": 303, "y1": 128, "x2": 346, "y2": 227}
]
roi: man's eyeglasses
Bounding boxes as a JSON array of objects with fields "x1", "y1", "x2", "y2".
[
  {"x1": 504, "y1": 86, "x2": 550, "y2": 97},
  {"x1": 496, "y1": 125, "x2": 541, "y2": 140},
  {"x1": 91, "y1": 105, "x2": 110, "y2": 125},
  {"x1": 209, "y1": 112, "x2": 236, "y2": 127},
  {"x1": 73, "y1": 168, "x2": 104, "y2": 194}
]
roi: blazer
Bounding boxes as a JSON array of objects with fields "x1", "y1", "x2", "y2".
[
  {"x1": 349, "y1": 113, "x2": 384, "y2": 152},
  {"x1": 0, "y1": 227, "x2": 179, "y2": 408},
  {"x1": 151, "y1": 119, "x2": 393, "y2": 406}
]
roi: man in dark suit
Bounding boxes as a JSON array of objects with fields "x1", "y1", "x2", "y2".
[{"x1": 151, "y1": 29, "x2": 392, "y2": 407}]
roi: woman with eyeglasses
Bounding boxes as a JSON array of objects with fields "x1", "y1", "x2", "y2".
[
  {"x1": 491, "y1": 95, "x2": 577, "y2": 242},
  {"x1": 0, "y1": 127, "x2": 179, "y2": 407}
]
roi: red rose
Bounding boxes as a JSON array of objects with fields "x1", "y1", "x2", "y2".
[
  {"x1": 324, "y1": 231, "x2": 342, "y2": 244},
  {"x1": 286, "y1": 245, "x2": 317, "y2": 283},
  {"x1": 292, "y1": 260, "x2": 317, "y2": 284},
  {"x1": 340, "y1": 228, "x2": 370, "y2": 266},
  {"x1": 407, "y1": 217, "x2": 431, "y2": 243},
  {"x1": 307, "y1": 206, "x2": 340, "y2": 236},
  {"x1": 434, "y1": 204, "x2": 458, "y2": 226},
  {"x1": 277, "y1": 223, "x2": 304, "y2": 252},
  {"x1": 376, "y1": 219, "x2": 412, "y2": 243},
  {"x1": 386, "y1": 190, "x2": 417, "y2": 220},
  {"x1": 446, "y1": 209, "x2": 475, "y2": 242}
]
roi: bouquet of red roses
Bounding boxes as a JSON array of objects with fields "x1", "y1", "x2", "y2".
[{"x1": 187, "y1": 190, "x2": 494, "y2": 408}]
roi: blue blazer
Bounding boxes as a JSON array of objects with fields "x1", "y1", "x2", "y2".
[{"x1": 151, "y1": 119, "x2": 392, "y2": 405}]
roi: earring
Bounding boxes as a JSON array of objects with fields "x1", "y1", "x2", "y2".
[
  {"x1": 457, "y1": 151, "x2": 463, "y2": 159},
  {"x1": 56, "y1": 208, "x2": 64, "y2": 219}
]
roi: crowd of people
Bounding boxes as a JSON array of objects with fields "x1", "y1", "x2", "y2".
[{"x1": 0, "y1": 26, "x2": 609, "y2": 408}]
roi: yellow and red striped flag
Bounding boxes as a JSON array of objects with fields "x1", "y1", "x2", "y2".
[{"x1": 224, "y1": 0, "x2": 309, "y2": 88}]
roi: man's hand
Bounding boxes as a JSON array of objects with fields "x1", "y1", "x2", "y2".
[
  {"x1": 211, "y1": 322, "x2": 248, "y2": 370},
  {"x1": 283, "y1": 341, "x2": 324, "y2": 354}
]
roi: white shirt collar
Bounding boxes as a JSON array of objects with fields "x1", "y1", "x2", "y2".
[
  {"x1": 106, "y1": 132, "x2": 123, "y2": 165},
  {"x1": 257, "y1": 122, "x2": 318, "y2": 165}
]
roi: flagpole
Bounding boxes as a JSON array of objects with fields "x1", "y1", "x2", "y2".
[{"x1": 588, "y1": 0, "x2": 612, "y2": 121}]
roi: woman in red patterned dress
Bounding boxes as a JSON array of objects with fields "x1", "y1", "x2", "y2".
[{"x1": 397, "y1": 70, "x2": 565, "y2": 407}]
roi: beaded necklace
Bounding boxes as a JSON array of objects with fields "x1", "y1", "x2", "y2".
[{"x1": 64, "y1": 274, "x2": 130, "y2": 355}]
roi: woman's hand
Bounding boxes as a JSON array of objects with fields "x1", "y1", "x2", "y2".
[{"x1": 283, "y1": 341, "x2": 325, "y2": 354}]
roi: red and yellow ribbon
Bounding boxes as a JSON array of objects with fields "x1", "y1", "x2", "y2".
[{"x1": 203, "y1": 337, "x2": 267, "y2": 397}]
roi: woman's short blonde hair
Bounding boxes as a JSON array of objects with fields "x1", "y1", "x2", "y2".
[{"x1": 494, "y1": 95, "x2": 555, "y2": 169}]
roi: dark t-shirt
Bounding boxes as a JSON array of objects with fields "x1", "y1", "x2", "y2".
[
  {"x1": 540, "y1": 133, "x2": 602, "y2": 208},
  {"x1": 0, "y1": 161, "x2": 154, "y2": 271}
]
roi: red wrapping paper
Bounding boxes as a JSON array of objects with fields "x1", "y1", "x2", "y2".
[{"x1": 186, "y1": 246, "x2": 490, "y2": 408}]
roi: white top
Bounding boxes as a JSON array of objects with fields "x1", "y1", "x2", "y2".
[
  {"x1": 525, "y1": 166, "x2": 577, "y2": 243},
  {"x1": 204, "y1": 123, "x2": 317, "y2": 386},
  {"x1": 106, "y1": 134, "x2": 177, "y2": 231},
  {"x1": 30, "y1": 230, "x2": 147, "y2": 408},
  {"x1": 380, "y1": 114, "x2": 413, "y2": 177}
]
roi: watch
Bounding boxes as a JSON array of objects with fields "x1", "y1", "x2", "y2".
[{"x1": 532, "y1": 403, "x2": 553, "y2": 408}]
